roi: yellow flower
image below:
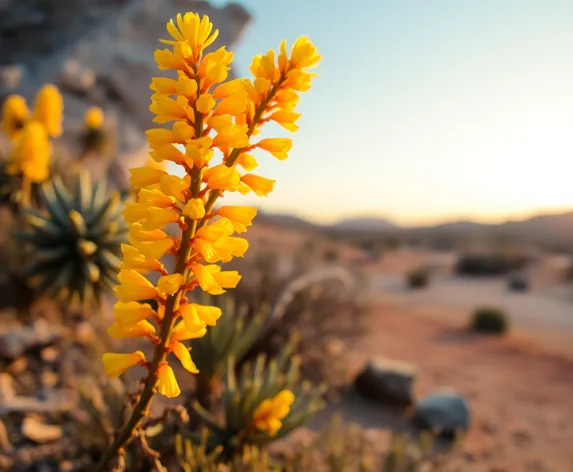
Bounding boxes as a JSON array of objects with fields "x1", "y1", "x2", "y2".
[
  {"x1": 120, "y1": 244, "x2": 164, "y2": 273},
  {"x1": 108, "y1": 320, "x2": 156, "y2": 339},
  {"x1": 179, "y1": 303, "x2": 221, "y2": 328},
  {"x1": 157, "y1": 273, "x2": 184, "y2": 296},
  {"x1": 114, "y1": 269, "x2": 159, "y2": 302},
  {"x1": 102, "y1": 351, "x2": 146, "y2": 378},
  {"x1": 171, "y1": 341, "x2": 199, "y2": 373},
  {"x1": 113, "y1": 301, "x2": 156, "y2": 326},
  {"x1": 182, "y1": 198, "x2": 205, "y2": 219},
  {"x1": 252, "y1": 389, "x2": 295, "y2": 436},
  {"x1": 216, "y1": 206, "x2": 257, "y2": 233},
  {"x1": 143, "y1": 207, "x2": 180, "y2": 230},
  {"x1": 171, "y1": 320, "x2": 208, "y2": 342},
  {"x1": 130, "y1": 167, "x2": 168, "y2": 191},
  {"x1": 1, "y1": 95, "x2": 29, "y2": 140},
  {"x1": 256, "y1": 138, "x2": 292, "y2": 160},
  {"x1": 191, "y1": 263, "x2": 241, "y2": 295},
  {"x1": 84, "y1": 106, "x2": 104, "y2": 129},
  {"x1": 157, "y1": 363, "x2": 181, "y2": 398},
  {"x1": 241, "y1": 174, "x2": 275, "y2": 196},
  {"x1": 33, "y1": 84, "x2": 64, "y2": 138},
  {"x1": 7, "y1": 121, "x2": 51, "y2": 183}
]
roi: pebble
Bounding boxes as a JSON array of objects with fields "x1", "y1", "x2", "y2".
[{"x1": 22, "y1": 416, "x2": 63, "y2": 443}]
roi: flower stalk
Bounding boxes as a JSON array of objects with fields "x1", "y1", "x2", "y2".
[{"x1": 95, "y1": 11, "x2": 320, "y2": 470}]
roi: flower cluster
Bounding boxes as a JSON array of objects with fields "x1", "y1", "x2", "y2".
[
  {"x1": 103, "y1": 12, "x2": 320, "y2": 398},
  {"x1": 0, "y1": 84, "x2": 63, "y2": 184},
  {"x1": 252, "y1": 389, "x2": 295, "y2": 436}
]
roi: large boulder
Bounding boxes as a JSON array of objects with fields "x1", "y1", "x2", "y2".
[
  {"x1": 0, "y1": 0, "x2": 251, "y2": 189},
  {"x1": 413, "y1": 389, "x2": 471, "y2": 435},
  {"x1": 354, "y1": 357, "x2": 419, "y2": 407}
]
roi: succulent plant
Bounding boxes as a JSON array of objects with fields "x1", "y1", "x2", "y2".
[
  {"x1": 189, "y1": 293, "x2": 269, "y2": 398},
  {"x1": 189, "y1": 339, "x2": 326, "y2": 459},
  {"x1": 0, "y1": 160, "x2": 43, "y2": 212},
  {"x1": 15, "y1": 171, "x2": 128, "y2": 307}
]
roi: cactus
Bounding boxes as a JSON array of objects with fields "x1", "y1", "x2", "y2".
[
  {"x1": 190, "y1": 339, "x2": 326, "y2": 459},
  {"x1": 14, "y1": 171, "x2": 127, "y2": 307}
]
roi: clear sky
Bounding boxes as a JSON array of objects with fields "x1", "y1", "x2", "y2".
[{"x1": 203, "y1": 0, "x2": 573, "y2": 226}]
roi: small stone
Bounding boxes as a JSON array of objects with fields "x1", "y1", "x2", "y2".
[
  {"x1": 0, "y1": 419, "x2": 12, "y2": 452},
  {"x1": 0, "y1": 64, "x2": 25, "y2": 91},
  {"x1": 75, "y1": 321, "x2": 95, "y2": 345},
  {"x1": 413, "y1": 389, "x2": 471, "y2": 435},
  {"x1": 22, "y1": 416, "x2": 63, "y2": 443},
  {"x1": 354, "y1": 357, "x2": 419, "y2": 407},
  {"x1": 41, "y1": 346, "x2": 59, "y2": 363},
  {"x1": 58, "y1": 59, "x2": 96, "y2": 95},
  {"x1": 59, "y1": 460, "x2": 74, "y2": 472},
  {"x1": 0, "y1": 373, "x2": 15, "y2": 402}
]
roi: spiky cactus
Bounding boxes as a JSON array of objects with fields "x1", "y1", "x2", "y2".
[
  {"x1": 15, "y1": 171, "x2": 127, "y2": 307},
  {"x1": 190, "y1": 339, "x2": 326, "y2": 459}
]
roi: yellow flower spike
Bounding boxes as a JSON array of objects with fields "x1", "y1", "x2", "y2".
[
  {"x1": 98, "y1": 11, "x2": 320, "y2": 467},
  {"x1": 102, "y1": 351, "x2": 146, "y2": 378},
  {"x1": 252, "y1": 389, "x2": 295, "y2": 436},
  {"x1": 241, "y1": 174, "x2": 276, "y2": 197},
  {"x1": 216, "y1": 206, "x2": 257, "y2": 233},
  {"x1": 171, "y1": 320, "x2": 208, "y2": 342},
  {"x1": 130, "y1": 167, "x2": 168, "y2": 190},
  {"x1": 138, "y1": 188, "x2": 177, "y2": 208},
  {"x1": 180, "y1": 303, "x2": 222, "y2": 328},
  {"x1": 120, "y1": 244, "x2": 164, "y2": 273},
  {"x1": 256, "y1": 138, "x2": 293, "y2": 160},
  {"x1": 132, "y1": 238, "x2": 174, "y2": 261},
  {"x1": 114, "y1": 301, "x2": 157, "y2": 326},
  {"x1": 8, "y1": 121, "x2": 51, "y2": 183},
  {"x1": 84, "y1": 106, "x2": 104, "y2": 129},
  {"x1": 33, "y1": 84, "x2": 64, "y2": 138},
  {"x1": 157, "y1": 364, "x2": 181, "y2": 398},
  {"x1": 143, "y1": 207, "x2": 180, "y2": 230},
  {"x1": 204, "y1": 164, "x2": 241, "y2": 191},
  {"x1": 172, "y1": 341, "x2": 199, "y2": 373},
  {"x1": 157, "y1": 273, "x2": 184, "y2": 296},
  {"x1": 1, "y1": 94, "x2": 29, "y2": 139},
  {"x1": 108, "y1": 320, "x2": 156, "y2": 339},
  {"x1": 182, "y1": 198, "x2": 205, "y2": 220}
]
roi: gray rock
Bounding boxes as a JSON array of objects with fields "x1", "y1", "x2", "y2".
[
  {"x1": 1, "y1": 0, "x2": 252, "y2": 192},
  {"x1": 354, "y1": 357, "x2": 419, "y2": 407},
  {"x1": 0, "y1": 319, "x2": 61, "y2": 359},
  {"x1": 413, "y1": 389, "x2": 471, "y2": 434}
]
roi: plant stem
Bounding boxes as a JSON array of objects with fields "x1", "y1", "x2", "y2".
[{"x1": 93, "y1": 170, "x2": 202, "y2": 472}]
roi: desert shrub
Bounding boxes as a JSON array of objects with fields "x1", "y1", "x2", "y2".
[
  {"x1": 455, "y1": 253, "x2": 529, "y2": 276},
  {"x1": 469, "y1": 307, "x2": 509, "y2": 335},
  {"x1": 407, "y1": 268, "x2": 430, "y2": 289}
]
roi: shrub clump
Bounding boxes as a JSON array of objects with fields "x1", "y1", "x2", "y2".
[
  {"x1": 455, "y1": 253, "x2": 529, "y2": 276},
  {"x1": 469, "y1": 307, "x2": 509, "y2": 335},
  {"x1": 407, "y1": 268, "x2": 430, "y2": 289}
]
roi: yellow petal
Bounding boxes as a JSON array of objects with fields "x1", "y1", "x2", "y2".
[
  {"x1": 157, "y1": 273, "x2": 184, "y2": 296},
  {"x1": 114, "y1": 301, "x2": 156, "y2": 326},
  {"x1": 102, "y1": 351, "x2": 146, "y2": 378},
  {"x1": 157, "y1": 364, "x2": 181, "y2": 398},
  {"x1": 108, "y1": 320, "x2": 156, "y2": 339},
  {"x1": 172, "y1": 341, "x2": 199, "y2": 373},
  {"x1": 241, "y1": 174, "x2": 275, "y2": 196},
  {"x1": 182, "y1": 198, "x2": 205, "y2": 220}
]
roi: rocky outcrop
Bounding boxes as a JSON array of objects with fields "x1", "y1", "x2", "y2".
[{"x1": 0, "y1": 0, "x2": 251, "y2": 189}]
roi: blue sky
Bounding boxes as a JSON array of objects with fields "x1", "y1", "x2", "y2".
[{"x1": 205, "y1": 0, "x2": 573, "y2": 226}]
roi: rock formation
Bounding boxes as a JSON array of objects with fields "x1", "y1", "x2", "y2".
[{"x1": 0, "y1": 0, "x2": 251, "y2": 189}]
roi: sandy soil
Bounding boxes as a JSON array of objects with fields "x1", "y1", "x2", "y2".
[{"x1": 307, "y1": 302, "x2": 573, "y2": 471}]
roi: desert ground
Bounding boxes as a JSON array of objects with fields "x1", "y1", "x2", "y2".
[{"x1": 250, "y1": 224, "x2": 573, "y2": 471}]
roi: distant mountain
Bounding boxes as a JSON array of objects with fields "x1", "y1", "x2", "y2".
[
  {"x1": 255, "y1": 209, "x2": 318, "y2": 230},
  {"x1": 330, "y1": 217, "x2": 398, "y2": 231}
]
